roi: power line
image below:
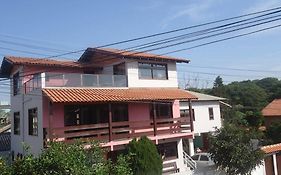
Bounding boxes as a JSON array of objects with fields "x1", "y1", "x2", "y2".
[{"x1": 43, "y1": 6, "x2": 281, "y2": 59}]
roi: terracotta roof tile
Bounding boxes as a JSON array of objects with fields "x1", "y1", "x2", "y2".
[
  {"x1": 5, "y1": 56, "x2": 81, "y2": 68},
  {"x1": 83, "y1": 47, "x2": 190, "y2": 63},
  {"x1": 262, "y1": 99, "x2": 281, "y2": 117},
  {"x1": 261, "y1": 143, "x2": 281, "y2": 154},
  {"x1": 43, "y1": 88, "x2": 197, "y2": 103}
]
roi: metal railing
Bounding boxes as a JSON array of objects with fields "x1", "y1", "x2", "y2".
[
  {"x1": 183, "y1": 151, "x2": 197, "y2": 170},
  {"x1": 44, "y1": 72, "x2": 127, "y2": 88}
]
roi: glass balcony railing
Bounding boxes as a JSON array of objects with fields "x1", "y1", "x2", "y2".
[{"x1": 44, "y1": 73, "x2": 127, "y2": 88}]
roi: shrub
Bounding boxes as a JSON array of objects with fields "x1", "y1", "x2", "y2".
[{"x1": 128, "y1": 136, "x2": 162, "y2": 175}]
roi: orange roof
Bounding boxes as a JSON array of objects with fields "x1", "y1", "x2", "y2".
[
  {"x1": 80, "y1": 47, "x2": 190, "y2": 63},
  {"x1": 261, "y1": 143, "x2": 281, "y2": 154},
  {"x1": 42, "y1": 88, "x2": 197, "y2": 103},
  {"x1": 262, "y1": 99, "x2": 281, "y2": 117},
  {"x1": 4, "y1": 56, "x2": 81, "y2": 68}
]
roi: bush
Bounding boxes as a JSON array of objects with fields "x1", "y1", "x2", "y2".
[{"x1": 128, "y1": 136, "x2": 162, "y2": 175}]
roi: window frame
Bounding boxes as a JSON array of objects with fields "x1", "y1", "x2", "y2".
[
  {"x1": 13, "y1": 72, "x2": 20, "y2": 96},
  {"x1": 13, "y1": 112, "x2": 20, "y2": 135},
  {"x1": 138, "y1": 62, "x2": 168, "y2": 80},
  {"x1": 28, "y1": 108, "x2": 38, "y2": 136},
  {"x1": 208, "y1": 107, "x2": 214, "y2": 120}
]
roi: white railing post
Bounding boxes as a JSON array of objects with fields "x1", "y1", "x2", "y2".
[{"x1": 41, "y1": 73, "x2": 46, "y2": 88}]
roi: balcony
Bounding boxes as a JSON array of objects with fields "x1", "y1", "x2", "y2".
[
  {"x1": 45, "y1": 117, "x2": 192, "y2": 146},
  {"x1": 24, "y1": 72, "x2": 128, "y2": 93}
]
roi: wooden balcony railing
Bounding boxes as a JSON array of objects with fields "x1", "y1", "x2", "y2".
[{"x1": 47, "y1": 117, "x2": 191, "y2": 143}]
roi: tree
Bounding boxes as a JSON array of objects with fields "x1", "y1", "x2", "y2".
[
  {"x1": 266, "y1": 121, "x2": 281, "y2": 144},
  {"x1": 3, "y1": 140, "x2": 132, "y2": 175},
  {"x1": 209, "y1": 124, "x2": 264, "y2": 175},
  {"x1": 213, "y1": 76, "x2": 223, "y2": 88},
  {"x1": 244, "y1": 111, "x2": 264, "y2": 128},
  {"x1": 128, "y1": 136, "x2": 162, "y2": 175}
]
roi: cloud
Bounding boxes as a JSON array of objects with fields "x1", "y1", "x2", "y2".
[
  {"x1": 243, "y1": 0, "x2": 281, "y2": 13},
  {"x1": 161, "y1": 0, "x2": 221, "y2": 28}
]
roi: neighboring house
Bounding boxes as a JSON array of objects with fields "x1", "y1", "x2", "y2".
[
  {"x1": 262, "y1": 99, "x2": 281, "y2": 128},
  {"x1": 251, "y1": 143, "x2": 281, "y2": 175},
  {"x1": 0, "y1": 47, "x2": 198, "y2": 174},
  {"x1": 180, "y1": 91, "x2": 226, "y2": 155}
]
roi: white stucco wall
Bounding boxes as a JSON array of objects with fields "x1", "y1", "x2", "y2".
[
  {"x1": 180, "y1": 101, "x2": 222, "y2": 134},
  {"x1": 10, "y1": 68, "x2": 44, "y2": 156},
  {"x1": 126, "y1": 61, "x2": 178, "y2": 88},
  {"x1": 251, "y1": 160, "x2": 266, "y2": 175}
]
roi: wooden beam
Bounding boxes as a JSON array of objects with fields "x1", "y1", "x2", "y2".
[
  {"x1": 153, "y1": 102, "x2": 157, "y2": 136},
  {"x1": 108, "y1": 104, "x2": 113, "y2": 141},
  {"x1": 188, "y1": 100, "x2": 194, "y2": 132}
]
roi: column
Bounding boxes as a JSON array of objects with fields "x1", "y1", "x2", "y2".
[
  {"x1": 273, "y1": 153, "x2": 278, "y2": 175},
  {"x1": 188, "y1": 138, "x2": 195, "y2": 156}
]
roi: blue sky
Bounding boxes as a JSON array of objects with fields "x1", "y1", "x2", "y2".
[{"x1": 0, "y1": 0, "x2": 281, "y2": 99}]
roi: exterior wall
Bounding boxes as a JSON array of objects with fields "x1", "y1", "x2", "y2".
[
  {"x1": 264, "y1": 116, "x2": 281, "y2": 129},
  {"x1": 128, "y1": 103, "x2": 150, "y2": 121},
  {"x1": 251, "y1": 160, "x2": 266, "y2": 175},
  {"x1": 102, "y1": 65, "x2": 113, "y2": 74},
  {"x1": 126, "y1": 61, "x2": 178, "y2": 88},
  {"x1": 180, "y1": 101, "x2": 222, "y2": 134}
]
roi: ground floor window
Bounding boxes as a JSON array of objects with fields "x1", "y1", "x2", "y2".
[
  {"x1": 150, "y1": 103, "x2": 172, "y2": 119},
  {"x1": 157, "y1": 141, "x2": 178, "y2": 160}
]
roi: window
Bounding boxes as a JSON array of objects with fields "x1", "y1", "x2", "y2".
[
  {"x1": 180, "y1": 109, "x2": 195, "y2": 121},
  {"x1": 151, "y1": 103, "x2": 172, "y2": 119},
  {"x1": 14, "y1": 112, "x2": 20, "y2": 135},
  {"x1": 28, "y1": 108, "x2": 38, "y2": 136},
  {"x1": 208, "y1": 107, "x2": 214, "y2": 120},
  {"x1": 113, "y1": 63, "x2": 126, "y2": 75},
  {"x1": 112, "y1": 104, "x2": 128, "y2": 122},
  {"x1": 138, "y1": 62, "x2": 168, "y2": 80},
  {"x1": 157, "y1": 142, "x2": 178, "y2": 160},
  {"x1": 13, "y1": 72, "x2": 20, "y2": 95}
]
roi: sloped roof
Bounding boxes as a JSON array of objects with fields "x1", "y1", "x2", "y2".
[
  {"x1": 4, "y1": 56, "x2": 81, "y2": 68},
  {"x1": 79, "y1": 47, "x2": 190, "y2": 63},
  {"x1": 185, "y1": 91, "x2": 226, "y2": 101},
  {"x1": 43, "y1": 88, "x2": 197, "y2": 103},
  {"x1": 262, "y1": 99, "x2": 281, "y2": 117},
  {"x1": 261, "y1": 143, "x2": 281, "y2": 154}
]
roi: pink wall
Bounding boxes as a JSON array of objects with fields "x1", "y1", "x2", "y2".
[
  {"x1": 43, "y1": 97, "x2": 65, "y2": 129},
  {"x1": 128, "y1": 103, "x2": 150, "y2": 121},
  {"x1": 173, "y1": 100, "x2": 180, "y2": 118}
]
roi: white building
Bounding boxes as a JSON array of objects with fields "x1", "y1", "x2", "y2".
[{"x1": 180, "y1": 91, "x2": 226, "y2": 155}]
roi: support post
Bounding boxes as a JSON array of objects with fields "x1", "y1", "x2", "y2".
[
  {"x1": 273, "y1": 153, "x2": 278, "y2": 175},
  {"x1": 153, "y1": 102, "x2": 157, "y2": 136},
  {"x1": 188, "y1": 138, "x2": 195, "y2": 156},
  {"x1": 108, "y1": 104, "x2": 113, "y2": 141},
  {"x1": 188, "y1": 100, "x2": 194, "y2": 132},
  {"x1": 48, "y1": 101, "x2": 53, "y2": 142}
]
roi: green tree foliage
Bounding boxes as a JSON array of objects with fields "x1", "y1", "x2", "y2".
[
  {"x1": 212, "y1": 76, "x2": 225, "y2": 97},
  {"x1": 0, "y1": 157, "x2": 11, "y2": 175},
  {"x1": 2, "y1": 141, "x2": 132, "y2": 175},
  {"x1": 128, "y1": 136, "x2": 162, "y2": 175},
  {"x1": 266, "y1": 121, "x2": 281, "y2": 144},
  {"x1": 244, "y1": 111, "x2": 263, "y2": 128},
  {"x1": 254, "y1": 77, "x2": 281, "y2": 102},
  {"x1": 209, "y1": 124, "x2": 264, "y2": 175}
]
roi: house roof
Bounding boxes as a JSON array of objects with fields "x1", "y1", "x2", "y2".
[
  {"x1": 185, "y1": 91, "x2": 226, "y2": 101},
  {"x1": 0, "y1": 56, "x2": 82, "y2": 77},
  {"x1": 261, "y1": 143, "x2": 281, "y2": 154},
  {"x1": 79, "y1": 47, "x2": 190, "y2": 63},
  {"x1": 262, "y1": 99, "x2": 281, "y2": 117},
  {"x1": 43, "y1": 88, "x2": 197, "y2": 103}
]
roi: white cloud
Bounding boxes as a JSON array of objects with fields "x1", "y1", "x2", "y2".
[
  {"x1": 243, "y1": 0, "x2": 281, "y2": 14},
  {"x1": 161, "y1": 0, "x2": 221, "y2": 28}
]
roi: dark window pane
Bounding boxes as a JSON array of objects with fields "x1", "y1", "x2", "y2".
[
  {"x1": 139, "y1": 68, "x2": 152, "y2": 79},
  {"x1": 14, "y1": 112, "x2": 20, "y2": 135},
  {"x1": 28, "y1": 108, "x2": 38, "y2": 136},
  {"x1": 209, "y1": 107, "x2": 214, "y2": 120},
  {"x1": 152, "y1": 69, "x2": 167, "y2": 79}
]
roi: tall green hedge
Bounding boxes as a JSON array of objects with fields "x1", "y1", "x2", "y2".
[{"x1": 128, "y1": 136, "x2": 162, "y2": 175}]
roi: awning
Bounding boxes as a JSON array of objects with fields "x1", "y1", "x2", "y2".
[{"x1": 42, "y1": 88, "x2": 197, "y2": 103}]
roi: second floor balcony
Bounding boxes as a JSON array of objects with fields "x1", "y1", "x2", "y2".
[{"x1": 24, "y1": 72, "x2": 128, "y2": 93}]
